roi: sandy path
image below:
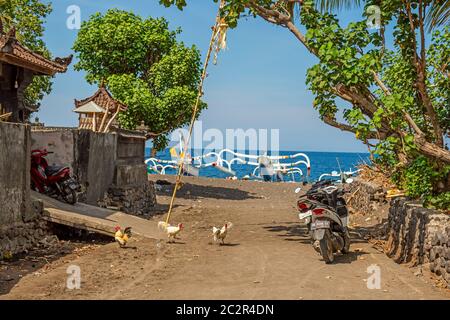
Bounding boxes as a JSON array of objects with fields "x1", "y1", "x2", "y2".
[{"x1": 1, "y1": 176, "x2": 448, "y2": 300}]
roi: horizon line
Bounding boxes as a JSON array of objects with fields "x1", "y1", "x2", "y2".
[{"x1": 145, "y1": 147, "x2": 370, "y2": 155}]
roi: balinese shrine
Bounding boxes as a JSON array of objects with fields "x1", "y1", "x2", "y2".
[{"x1": 0, "y1": 26, "x2": 71, "y2": 123}]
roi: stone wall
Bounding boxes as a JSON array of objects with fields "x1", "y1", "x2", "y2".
[
  {"x1": 98, "y1": 181, "x2": 156, "y2": 216},
  {"x1": 0, "y1": 200, "x2": 50, "y2": 259},
  {"x1": 386, "y1": 198, "x2": 449, "y2": 287},
  {"x1": 345, "y1": 178, "x2": 386, "y2": 215},
  {"x1": 0, "y1": 122, "x2": 50, "y2": 259},
  {"x1": 345, "y1": 177, "x2": 449, "y2": 287}
]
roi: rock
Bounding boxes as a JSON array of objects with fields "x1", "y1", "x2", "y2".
[
  {"x1": 429, "y1": 248, "x2": 437, "y2": 262},
  {"x1": 414, "y1": 268, "x2": 423, "y2": 277},
  {"x1": 445, "y1": 272, "x2": 450, "y2": 285},
  {"x1": 435, "y1": 267, "x2": 442, "y2": 276},
  {"x1": 440, "y1": 256, "x2": 446, "y2": 268},
  {"x1": 17, "y1": 236, "x2": 27, "y2": 247}
]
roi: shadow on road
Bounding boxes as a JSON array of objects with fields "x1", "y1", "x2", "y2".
[
  {"x1": 263, "y1": 223, "x2": 372, "y2": 264},
  {"x1": 146, "y1": 203, "x2": 182, "y2": 217},
  {"x1": 219, "y1": 243, "x2": 240, "y2": 247},
  {"x1": 157, "y1": 182, "x2": 258, "y2": 201},
  {"x1": 332, "y1": 250, "x2": 369, "y2": 264},
  {"x1": 167, "y1": 241, "x2": 186, "y2": 245},
  {"x1": 263, "y1": 224, "x2": 312, "y2": 244}
]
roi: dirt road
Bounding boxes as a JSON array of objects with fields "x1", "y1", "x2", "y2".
[{"x1": 1, "y1": 176, "x2": 449, "y2": 299}]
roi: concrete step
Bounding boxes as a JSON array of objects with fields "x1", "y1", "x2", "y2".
[{"x1": 31, "y1": 191, "x2": 160, "y2": 239}]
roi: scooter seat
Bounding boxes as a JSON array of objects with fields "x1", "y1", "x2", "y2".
[{"x1": 45, "y1": 165, "x2": 67, "y2": 177}]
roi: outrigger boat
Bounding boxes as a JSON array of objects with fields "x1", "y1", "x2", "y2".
[{"x1": 145, "y1": 134, "x2": 312, "y2": 182}]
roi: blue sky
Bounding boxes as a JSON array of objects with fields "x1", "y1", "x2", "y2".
[{"x1": 37, "y1": 0, "x2": 370, "y2": 152}]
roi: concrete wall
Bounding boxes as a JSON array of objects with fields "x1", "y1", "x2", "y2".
[
  {"x1": 116, "y1": 131, "x2": 145, "y2": 165},
  {"x1": 82, "y1": 131, "x2": 117, "y2": 204},
  {"x1": 30, "y1": 128, "x2": 150, "y2": 208},
  {"x1": 114, "y1": 131, "x2": 147, "y2": 187},
  {"x1": 0, "y1": 122, "x2": 50, "y2": 260},
  {"x1": 31, "y1": 128, "x2": 119, "y2": 206},
  {"x1": 31, "y1": 129, "x2": 76, "y2": 171},
  {"x1": 0, "y1": 122, "x2": 31, "y2": 225}
]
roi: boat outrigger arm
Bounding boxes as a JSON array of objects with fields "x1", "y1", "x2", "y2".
[{"x1": 318, "y1": 169, "x2": 362, "y2": 182}]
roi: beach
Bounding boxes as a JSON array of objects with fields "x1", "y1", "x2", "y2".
[{"x1": 1, "y1": 176, "x2": 448, "y2": 300}]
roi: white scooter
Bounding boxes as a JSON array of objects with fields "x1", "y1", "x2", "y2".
[{"x1": 295, "y1": 178, "x2": 353, "y2": 264}]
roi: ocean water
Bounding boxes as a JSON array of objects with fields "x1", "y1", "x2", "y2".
[{"x1": 146, "y1": 148, "x2": 370, "y2": 182}]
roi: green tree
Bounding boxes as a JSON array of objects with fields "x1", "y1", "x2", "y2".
[
  {"x1": 72, "y1": 9, "x2": 205, "y2": 150},
  {"x1": 0, "y1": 0, "x2": 53, "y2": 113},
  {"x1": 161, "y1": 0, "x2": 450, "y2": 208},
  {"x1": 308, "y1": 0, "x2": 449, "y2": 31}
]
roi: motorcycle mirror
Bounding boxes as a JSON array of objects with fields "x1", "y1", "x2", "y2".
[
  {"x1": 346, "y1": 178, "x2": 354, "y2": 184},
  {"x1": 294, "y1": 187, "x2": 302, "y2": 194}
]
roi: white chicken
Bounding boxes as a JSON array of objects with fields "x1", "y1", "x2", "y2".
[
  {"x1": 160, "y1": 222, "x2": 183, "y2": 243},
  {"x1": 158, "y1": 221, "x2": 170, "y2": 231},
  {"x1": 212, "y1": 222, "x2": 233, "y2": 244}
]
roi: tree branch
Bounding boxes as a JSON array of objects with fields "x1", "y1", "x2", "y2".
[
  {"x1": 323, "y1": 115, "x2": 384, "y2": 140},
  {"x1": 372, "y1": 71, "x2": 391, "y2": 96},
  {"x1": 247, "y1": 1, "x2": 317, "y2": 56},
  {"x1": 372, "y1": 71, "x2": 426, "y2": 136},
  {"x1": 405, "y1": 0, "x2": 444, "y2": 146},
  {"x1": 408, "y1": 132, "x2": 450, "y2": 163}
]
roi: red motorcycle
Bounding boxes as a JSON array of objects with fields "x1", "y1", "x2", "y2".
[{"x1": 30, "y1": 149, "x2": 81, "y2": 204}]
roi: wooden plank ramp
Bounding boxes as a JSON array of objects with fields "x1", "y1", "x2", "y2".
[{"x1": 31, "y1": 191, "x2": 160, "y2": 239}]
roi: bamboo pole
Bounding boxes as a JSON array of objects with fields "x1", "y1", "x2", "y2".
[{"x1": 164, "y1": 0, "x2": 226, "y2": 225}]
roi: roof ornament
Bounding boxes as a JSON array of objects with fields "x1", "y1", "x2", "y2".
[
  {"x1": 6, "y1": 26, "x2": 16, "y2": 40},
  {"x1": 54, "y1": 54, "x2": 73, "y2": 67}
]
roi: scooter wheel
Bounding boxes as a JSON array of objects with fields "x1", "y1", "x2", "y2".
[
  {"x1": 341, "y1": 232, "x2": 351, "y2": 254},
  {"x1": 319, "y1": 231, "x2": 334, "y2": 264},
  {"x1": 63, "y1": 189, "x2": 77, "y2": 205}
]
